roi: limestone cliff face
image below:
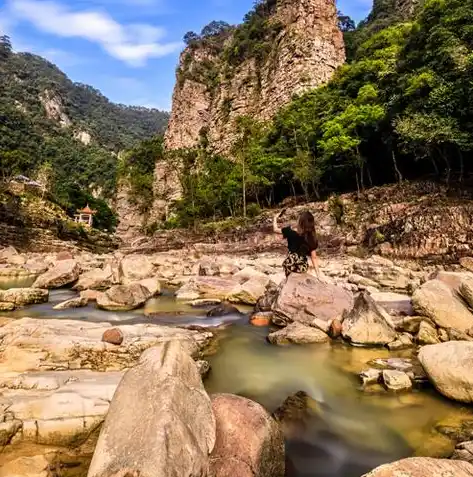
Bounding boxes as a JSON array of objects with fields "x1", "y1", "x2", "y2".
[{"x1": 164, "y1": 0, "x2": 344, "y2": 155}]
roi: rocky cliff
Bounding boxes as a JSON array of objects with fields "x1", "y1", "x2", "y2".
[
  {"x1": 153, "y1": 0, "x2": 345, "y2": 218},
  {"x1": 165, "y1": 0, "x2": 344, "y2": 155}
]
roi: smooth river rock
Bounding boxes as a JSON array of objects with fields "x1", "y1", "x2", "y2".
[
  {"x1": 210, "y1": 394, "x2": 285, "y2": 477},
  {"x1": 0, "y1": 318, "x2": 213, "y2": 373},
  {"x1": 342, "y1": 292, "x2": 397, "y2": 346},
  {"x1": 0, "y1": 288, "x2": 48, "y2": 307},
  {"x1": 272, "y1": 274, "x2": 353, "y2": 332},
  {"x1": 87, "y1": 342, "x2": 216, "y2": 477},
  {"x1": 412, "y1": 279, "x2": 473, "y2": 332},
  {"x1": 73, "y1": 266, "x2": 116, "y2": 291},
  {"x1": 119, "y1": 254, "x2": 154, "y2": 283},
  {"x1": 53, "y1": 296, "x2": 88, "y2": 310},
  {"x1": 96, "y1": 283, "x2": 151, "y2": 311},
  {"x1": 418, "y1": 341, "x2": 473, "y2": 403},
  {"x1": 363, "y1": 457, "x2": 473, "y2": 476},
  {"x1": 267, "y1": 323, "x2": 329, "y2": 346},
  {"x1": 33, "y1": 259, "x2": 81, "y2": 289}
]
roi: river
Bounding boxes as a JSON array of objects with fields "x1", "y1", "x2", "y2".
[{"x1": 3, "y1": 287, "x2": 473, "y2": 476}]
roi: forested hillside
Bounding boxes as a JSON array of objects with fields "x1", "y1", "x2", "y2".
[
  {"x1": 143, "y1": 0, "x2": 473, "y2": 228},
  {"x1": 0, "y1": 35, "x2": 168, "y2": 230}
]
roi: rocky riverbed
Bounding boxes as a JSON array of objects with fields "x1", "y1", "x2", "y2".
[{"x1": 3, "y1": 244, "x2": 473, "y2": 476}]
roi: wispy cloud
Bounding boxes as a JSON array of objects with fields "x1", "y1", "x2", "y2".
[{"x1": 5, "y1": 0, "x2": 182, "y2": 66}]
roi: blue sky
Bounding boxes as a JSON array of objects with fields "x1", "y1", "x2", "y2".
[{"x1": 0, "y1": 0, "x2": 373, "y2": 111}]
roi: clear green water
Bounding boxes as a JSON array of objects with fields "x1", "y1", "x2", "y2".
[{"x1": 3, "y1": 291, "x2": 473, "y2": 476}]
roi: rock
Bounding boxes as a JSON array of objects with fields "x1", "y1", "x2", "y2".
[
  {"x1": 342, "y1": 292, "x2": 397, "y2": 346},
  {"x1": 207, "y1": 303, "x2": 241, "y2": 317},
  {"x1": 453, "y1": 441, "x2": 473, "y2": 464},
  {"x1": 250, "y1": 312, "x2": 273, "y2": 327},
  {"x1": 353, "y1": 256, "x2": 416, "y2": 291},
  {"x1": 461, "y1": 281, "x2": 473, "y2": 309},
  {"x1": 87, "y1": 343, "x2": 216, "y2": 477},
  {"x1": 348, "y1": 273, "x2": 379, "y2": 289},
  {"x1": 96, "y1": 283, "x2": 151, "y2": 311},
  {"x1": 255, "y1": 283, "x2": 279, "y2": 312},
  {"x1": 175, "y1": 281, "x2": 200, "y2": 300},
  {"x1": 362, "y1": 457, "x2": 473, "y2": 476},
  {"x1": 439, "y1": 328, "x2": 449, "y2": 342},
  {"x1": 413, "y1": 279, "x2": 473, "y2": 332},
  {"x1": 448, "y1": 328, "x2": 473, "y2": 342},
  {"x1": 461, "y1": 258, "x2": 473, "y2": 273},
  {"x1": 417, "y1": 320, "x2": 440, "y2": 345},
  {"x1": 360, "y1": 369, "x2": 382, "y2": 386},
  {"x1": 229, "y1": 275, "x2": 270, "y2": 305},
  {"x1": 267, "y1": 323, "x2": 329, "y2": 346},
  {"x1": 210, "y1": 394, "x2": 285, "y2": 477},
  {"x1": 199, "y1": 260, "x2": 220, "y2": 276},
  {"x1": 56, "y1": 251, "x2": 74, "y2": 261},
  {"x1": 234, "y1": 267, "x2": 268, "y2": 283},
  {"x1": 33, "y1": 260, "x2": 80, "y2": 289},
  {"x1": 53, "y1": 295, "x2": 88, "y2": 310},
  {"x1": 0, "y1": 318, "x2": 213, "y2": 373},
  {"x1": 119, "y1": 254, "x2": 154, "y2": 283},
  {"x1": 329, "y1": 319, "x2": 343, "y2": 339},
  {"x1": 178, "y1": 276, "x2": 240, "y2": 300},
  {"x1": 102, "y1": 328, "x2": 124, "y2": 346},
  {"x1": 370, "y1": 292, "x2": 413, "y2": 316},
  {"x1": 382, "y1": 370, "x2": 412, "y2": 392},
  {"x1": 0, "y1": 288, "x2": 48, "y2": 307},
  {"x1": 272, "y1": 273, "x2": 353, "y2": 332},
  {"x1": 0, "y1": 302, "x2": 15, "y2": 311},
  {"x1": 137, "y1": 277, "x2": 161, "y2": 297},
  {"x1": 395, "y1": 316, "x2": 423, "y2": 334},
  {"x1": 196, "y1": 360, "x2": 211, "y2": 378},
  {"x1": 0, "y1": 454, "x2": 51, "y2": 477},
  {"x1": 190, "y1": 299, "x2": 222, "y2": 308},
  {"x1": 419, "y1": 341, "x2": 473, "y2": 403},
  {"x1": 387, "y1": 333, "x2": 413, "y2": 351},
  {"x1": 436, "y1": 271, "x2": 473, "y2": 292},
  {"x1": 73, "y1": 266, "x2": 115, "y2": 291},
  {"x1": 80, "y1": 289, "x2": 100, "y2": 302}
]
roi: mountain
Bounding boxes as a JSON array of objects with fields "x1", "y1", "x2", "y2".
[{"x1": 0, "y1": 35, "x2": 168, "y2": 231}]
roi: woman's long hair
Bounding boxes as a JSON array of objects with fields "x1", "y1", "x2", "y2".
[{"x1": 298, "y1": 211, "x2": 318, "y2": 253}]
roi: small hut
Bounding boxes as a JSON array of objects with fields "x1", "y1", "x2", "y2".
[{"x1": 74, "y1": 204, "x2": 96, "y2": 228}]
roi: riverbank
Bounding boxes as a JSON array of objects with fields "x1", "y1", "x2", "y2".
[{"x1": 2, "y1": 243, "x2": 473, "y2": 476}]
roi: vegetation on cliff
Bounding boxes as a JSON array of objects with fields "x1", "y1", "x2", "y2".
[
  {"x1": 151, "y1": 0, "x2": 473, "y2": 228},
  {"x1": 0, "y1": 36, "x2": 169, "y2": 230}
]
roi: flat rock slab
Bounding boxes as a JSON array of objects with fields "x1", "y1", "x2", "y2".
[
  {"x1": 363, "y1": 457, "x2": 473, "y2": 476},
  {"x1": 0, "y1": 318, "x2": 213, "y2": 374},
  {"x1": 33, "y1": 260, "x2": 80, "y2": 289},
  {"x1": 418, "y1": 341, "x2": 473, "y2": 403},
  {"x1": 0, "y1": 370, "x2": 124, "y2": 448},
  {"x1": 370, "y1": 292, "x2": 413, "y2": 316}
]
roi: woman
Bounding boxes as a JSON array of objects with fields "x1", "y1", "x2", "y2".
[{"x1": 273, "y1": 209, "x2": 321, "y2": 278}]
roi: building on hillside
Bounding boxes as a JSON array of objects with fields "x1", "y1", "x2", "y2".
[{"x1": 74, "y1": 204, "x2": 96, "y2": 228}]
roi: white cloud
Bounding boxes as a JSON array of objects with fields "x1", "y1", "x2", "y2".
[{"x1": 6, "y1": 0, "x2": 182, "y2": 66}]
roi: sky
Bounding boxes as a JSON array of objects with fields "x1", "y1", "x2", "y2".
[{"x1": 0, "y1": 0, "x2": 373, "y2": 111}]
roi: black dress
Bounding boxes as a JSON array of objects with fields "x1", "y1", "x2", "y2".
[{"x1": 281, "y1": 227, "x2": 317, "y2": 277}]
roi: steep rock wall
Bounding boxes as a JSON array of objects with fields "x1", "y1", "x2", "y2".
[
  {"x1": 154, "y1": 0, "x2": 345, "y2": 217},
  {"x1": 165, "y1": 0, "x2": 344, "y2": 154}
]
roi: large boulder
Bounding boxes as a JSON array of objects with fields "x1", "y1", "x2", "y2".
[
  {"x1": 418, "y1": 341, "x2": 473, "y2": 403},
  {"x1": 413, "y1": 279, "x2": 473, "y2": 332},
  {"x1": 177, "y1": 277, "x2": 240, "y2": 300},
  {"x1": 0, "y1": 288, "x2": 48, "y2": 307},
  {"x1": 272, "y1": 274, "x2": 353, "y2": 332},
  {"x1": 33, "y1": 260, "x2": 81, "y2": 289},
  {"x1": 73, "y1": 266, "x2": 116, "y2": 291},
  {"x1": 363, "y1": 457, "x2": 473, "y2": 476},
  {"x1": 96, "y1": 283, "x2": 151, "y2": 311},
  {"x1": 87, "y1": 342, "x2": 216, "y2": 477},
  {"x1": 267, "y1": 323, "x2": 329, "y2": 346},
  {"x1": 210, "y1": 394, "x2": 285, "y2": 477},
  {"x1": 119, "y1": 254, "x2": 154, "y2": 283},
  {"x1": 342, "y1": 292, "x2": 397, "y2": 346}
]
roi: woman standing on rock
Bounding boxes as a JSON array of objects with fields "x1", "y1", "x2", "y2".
[{"x1": 273, "y1": 210, "x2": 321, "y2": 278}]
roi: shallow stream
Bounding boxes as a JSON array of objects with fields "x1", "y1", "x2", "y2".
[{"x1": 4, "y1": 288, "x2": 473, "y2": 476}]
